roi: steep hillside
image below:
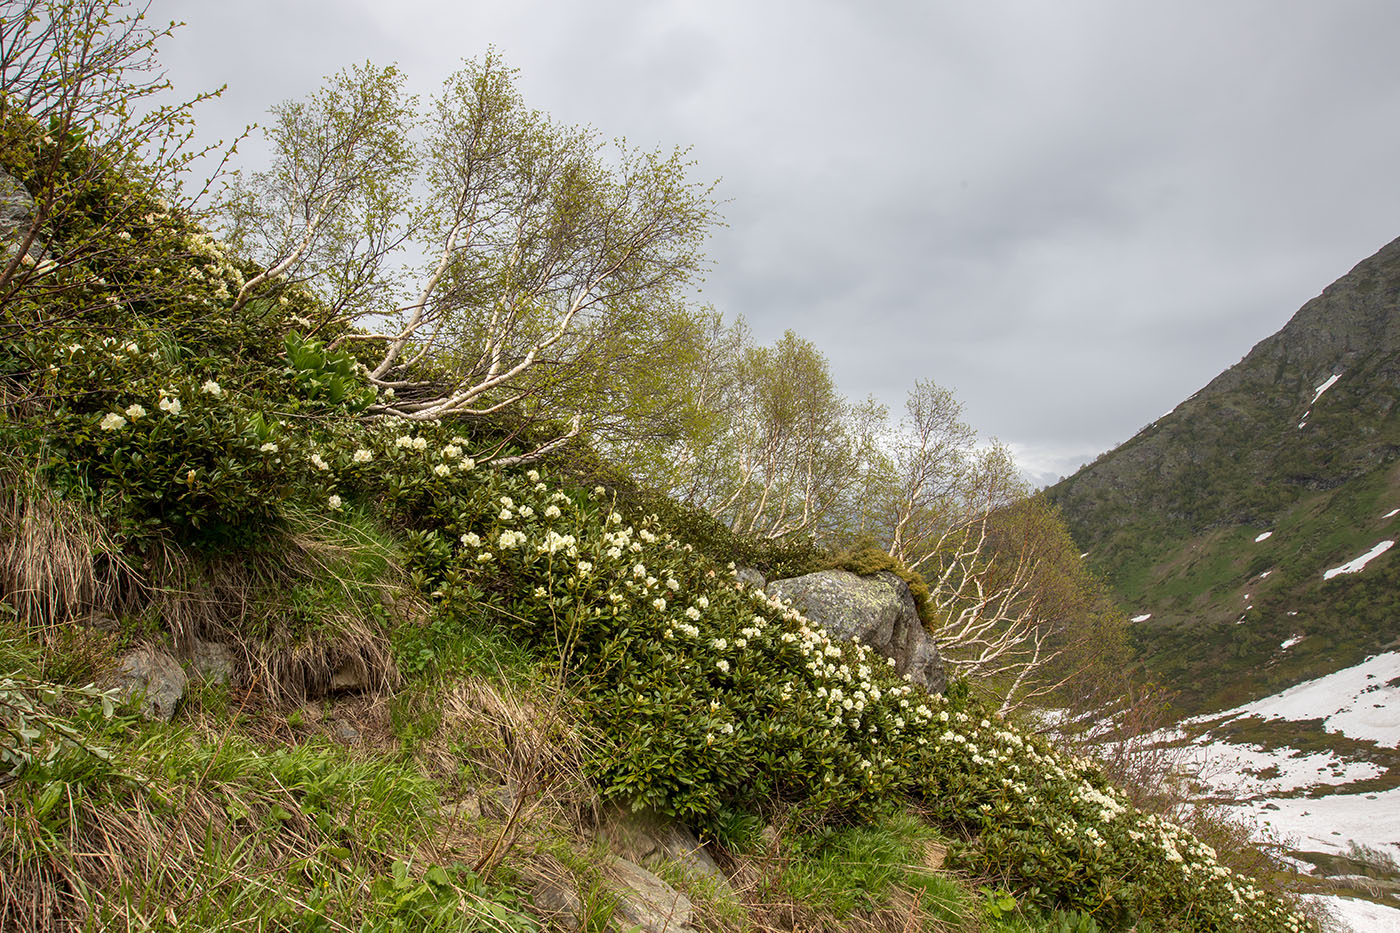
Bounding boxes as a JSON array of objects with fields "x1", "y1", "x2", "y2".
[{"x1": 1048, "y1": 235, "x2": 1400, "y2": 711}]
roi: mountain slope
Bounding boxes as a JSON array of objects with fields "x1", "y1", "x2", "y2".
[{"x1": 1047, "y1": 235, "x2": 1400, "y2": 711}]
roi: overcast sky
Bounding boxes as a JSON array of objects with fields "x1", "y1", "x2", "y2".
[{"x1": 149, "y1": 0, "x2": 1400, "y2": 486}]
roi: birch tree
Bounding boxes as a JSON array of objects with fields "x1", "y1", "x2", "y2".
[
  {"x1": 221, "y1": 62, "x2": 415, "y2": 325},
  {"x1": 229, "y1": 52, "x2": 718, "y2": 459},
  {"x1": 665, "y1": 328, "x2": 880, "y2": 542},
  {"x1": 863, "y1": 380, "x2": 1112, "y2": 712}
]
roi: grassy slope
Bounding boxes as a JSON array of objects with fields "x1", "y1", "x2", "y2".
[{"x1": 0, "y1": 123, "x2": 1321, "y2": 932}]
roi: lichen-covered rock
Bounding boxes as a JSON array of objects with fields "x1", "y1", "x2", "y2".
[
  {"x1": 190, "y1": 639, "x2": 236, "y2": 685},
  {"x1": 733, "y1": 566, "x2": 766, "y2": 589},
  {"x1": 767, "y1": 569, "x2": 946, "y2": 694}
]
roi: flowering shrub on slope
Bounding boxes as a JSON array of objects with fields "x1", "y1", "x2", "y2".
[{"x1": 382, "y1": 463, "x2": 1314, "y2": 933}]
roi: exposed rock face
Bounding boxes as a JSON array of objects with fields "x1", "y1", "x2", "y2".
[
  {"x1": 190, "y1": 639, "x2": 236, "y2": 685},
  {"x1": 110, "y1": 645, "x2": 187, "y2": 721},
  {"x1": 767, "y1": 570, "x2": 946, "y2": 694},
  {"x1": 1050, "y1": 234, "x2": 1400, "y2": 542}
]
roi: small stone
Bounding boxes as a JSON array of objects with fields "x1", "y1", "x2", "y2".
[
  {"x1": 530, "y1": 877, "x2": 581, "y2": 924},
  {"x1": 330, "y1": 658, "x2": 369, "y2": 692},
  {"x1": 191, "y1": 640, "x2": 236, "y2": 685},
  {"x1": 330, "y1": 719, "x2": 359, "y2": 744}
]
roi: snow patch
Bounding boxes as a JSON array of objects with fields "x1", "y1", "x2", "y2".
[
  {"x1": 1259, "y1": 570, "x2": 1272, "y2": 578},
  {"x1": 1191, "y1": 739, "x2": 1383, "y2": 797},
  {"x1": 1303, "y1": 894, "x2": 1400, "y2": 933},
  {"x1": 1234, "y1": 787, "x2": 1400, "y2": 864},
  {"x1": 1130, "y1": 613, "x2": 1152, "y2": 623},
  {"x1": 1323, "y1": 540, "x2": 1395, "y2": 580},
  {"x1": 1310, "y1": 372, "x2": 1342, "y2": 405},
  {"x1": 1254, "y1": 531, "x2": 1273, "y2": 542},
  {"x1": 1385, "y1": 508, "x2": 1400, "y2": 519},
  {"x1": 1280, "y1": 634, "x2": 1304, "y2": 650},
  {"x1": 1210, "y1": 651, "x2": 1400, "y2": 747}
]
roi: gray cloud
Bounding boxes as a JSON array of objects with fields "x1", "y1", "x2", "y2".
[{"x1": 149, "y1": 0, "x2": 1400, "y2": 482}]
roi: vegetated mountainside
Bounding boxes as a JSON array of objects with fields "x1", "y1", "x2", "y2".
[{"x1": 1047, "y1": 235, "x2": 1400, "y2": 712}]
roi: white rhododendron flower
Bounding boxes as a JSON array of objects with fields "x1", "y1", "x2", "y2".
[
  {"x1": 99, "y1": 412, "x2": 126, "y2": 431},
  {"x1": 200, "y1": 380, "x2": 223, "y2": 397}
]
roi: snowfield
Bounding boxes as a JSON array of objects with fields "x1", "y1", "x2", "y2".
[
  {"x1": 1189, "y1": 740, "x2": 1383, "y2": 797},
  {"x1": 1230, "y1": 786, "x2": 1400, "y2": 862},
  {"x1": 1208, "y1": 651, "x2": 1400, "y2": 748},
  {"x1": 1171, "y1": 651, "x2": 1400, "y2": 929},
  {"x1": 1305, "y1": 894, "x2": 1400, "y2": 933}
]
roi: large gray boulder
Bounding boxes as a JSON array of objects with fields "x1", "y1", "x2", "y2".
[
  {"x1": 767, "y1": 570, "x2": 946, "y2": 694},
  {"x1": 601, "y1": 808, "x2": 729, "y2": 892}
]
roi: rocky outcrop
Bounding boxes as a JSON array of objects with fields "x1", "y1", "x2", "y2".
[
  {"x1": 0, "y1": 167, "x2": 42, "y2": 266},
  {"x1": 602, "y1": 808, "x2": 729, "y2": 891},
  {"x1": 767, "y1": 570, "x2": 945, "y2": 694},
  {"x1": 733, "y1": 566, "x2": 766, "y2": 589}
]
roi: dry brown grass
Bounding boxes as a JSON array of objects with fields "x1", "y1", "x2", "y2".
[{"x1": 0, "y1": 472, "x2": 141, "y2": 636}]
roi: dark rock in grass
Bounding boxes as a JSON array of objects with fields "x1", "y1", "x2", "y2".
[
  {"x1": 767, "y1": 569, "x2": 946, "y2": 694},
  {"x1": 110, "y1": 645, "x2": 187, "y2": 721},
  {"x1": 529, "y1": 877, "x2": 581, "y2": 926},
  {"x1": 190, "y1": 640, "x2": 236, "y2": 685},
  {"x1": 329, "y1": 719, "x2": 360, "y2": 745}
]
